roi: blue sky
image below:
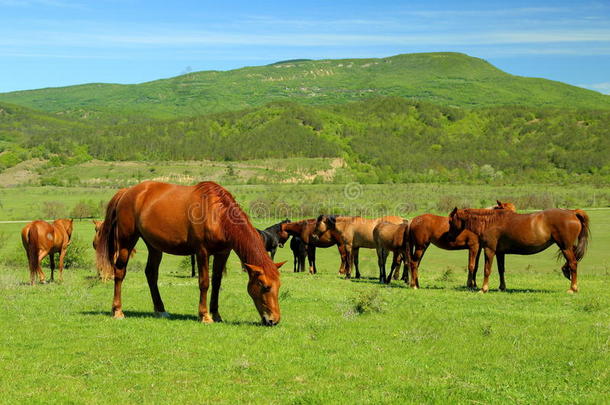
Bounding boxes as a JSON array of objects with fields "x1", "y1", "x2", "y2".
[{"x1": 0, "y1": 0, "x2": 609, "y2": 93}]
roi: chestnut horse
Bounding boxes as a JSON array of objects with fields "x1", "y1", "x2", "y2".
[
  {"x1": 95, "y1": 181, "x2": 284, "y2": 325},
  {"x1": 373, "y1": 221, "x2": 411, "y2": 284},
  {"x1": 281, "y1": 219, "x2": 347, "y2": 274},
  {"x1": 409, "y1": 201, "x2": 516, "y2": 289},
  {"x1": 313, "y1": 215, "x2": 404, "y2": 279},
  {"x1": 449, "y1": 207, "x2": 589, "y2": 293},
  {"x1": 21, "y1": 219, "x2": 73, "y2": 285}
]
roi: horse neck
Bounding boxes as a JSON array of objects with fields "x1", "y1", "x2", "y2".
[
  {"x1": 283, "y1": 222, "x2": 304, "y2": 236},
  {"x1": 227, "y1": 225, "x2": 274, "y2": 268}
]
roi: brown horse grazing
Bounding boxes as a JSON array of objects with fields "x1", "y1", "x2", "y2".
[
  {"x1": 373, "y1": 221, "x2": 411, "y2": 285},
  {"x1": 280, "y1": 219, "x2": 347, "y2": 274},
  {"x1": 408, "y1": 201, "x2": 516, "y2": 289},
  {"x1": 95, "y1": 181, "x2": 285, "y2": 325},
  {"x1": 313, "y1": 215, "x2": 404, "y2": 279},
  {"x1": 448, "y1": 207, "x2": 590, "y2": 293},
  {"x1": 21, "y1": 219, "x2": 73, "y2": 285}
]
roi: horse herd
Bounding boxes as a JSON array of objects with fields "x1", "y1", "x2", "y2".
[{"x1": 21, "y1": 180, "x2": 590, "y2": 326}]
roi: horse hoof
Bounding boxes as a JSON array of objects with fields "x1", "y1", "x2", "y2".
[
  {"x1": 154, "y1": 311, "x2": 170, "y2": 319},
  {"x1": 200, "y1": 315, "x2": 214, "y2": 324},
  {"x1": 212, "y1": 314, "x2": 223, "y2": 323},
  {"x1": 113, "y1": 312, "x2": 125, "y2": 320},
  {"x1": 566, "y1": 289, "x2": 577, "y2": 294}
]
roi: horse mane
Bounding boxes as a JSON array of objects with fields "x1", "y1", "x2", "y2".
[
  {"x1": 459, "y1": 209, "x2": 512, "y2": 235},
  {"x1": 265, "y1": 219, "x2": 290, "y2": 233},
  {"x1": 195, "y1": 182, "x2": 278, "y2": 280}
]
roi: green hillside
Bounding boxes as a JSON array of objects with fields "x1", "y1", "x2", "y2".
[
  {"x1": 4, "y1": 97, "x2": 609, "y2": 184},
  {"x1": 1, "y1": 53, "x2": 608, "y2": 120}
]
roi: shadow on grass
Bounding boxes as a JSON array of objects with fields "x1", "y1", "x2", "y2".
[
  {"x1": 79, "y1": 311, "x2": 265, "y2": 326},
  {"x1": 451, "y1": 286, "x2": 553, "y2": 294}
]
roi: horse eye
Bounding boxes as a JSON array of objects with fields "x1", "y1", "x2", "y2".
[{"x1": 261, "y1": 284, "x2": 271, "y2": 293}]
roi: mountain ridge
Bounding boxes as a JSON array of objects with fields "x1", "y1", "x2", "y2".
[{"x1": 0, "y1": 52, "x2": 607, "y2": 121}]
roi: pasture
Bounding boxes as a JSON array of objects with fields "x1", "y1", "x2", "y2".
[{"x1": 0, "y1": 194, "x2": 608, "y2": 403}]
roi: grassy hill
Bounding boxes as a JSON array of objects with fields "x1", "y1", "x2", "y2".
[{"x1": 1, "y1": 52, "x2": 608, "y2": 120}]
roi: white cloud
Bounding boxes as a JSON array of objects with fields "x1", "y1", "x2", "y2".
[{"x1": 577, "y1": 82, "x2": 610, "y2": 94}]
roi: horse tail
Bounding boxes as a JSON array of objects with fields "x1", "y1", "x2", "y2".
[
  {"x1": 573, "y1": 209, "x2": 590, "y2": 262},
  {"x1": 96, "y1": 189, "x2": 127, "y2": 274},
  {"x1": 26, "y1": 226, "x2": 39, "y2": 275}
]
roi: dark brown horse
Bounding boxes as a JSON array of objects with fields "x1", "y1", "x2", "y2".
[
  {"x1": 96, "y1": 181, "x2": 284, "y2": 325},
  {"x1": 21, "y1": 219, "x2": 73, "y2": 285},
  {"x1": 281, "y1": 219, "x2": 347, "y2": 274},
  {"x1": 409, "y1": 201, "x2": 516, "y2": 289},
  {"x1": 449, "y1": 207, "x2": 589, "y2": 293}
]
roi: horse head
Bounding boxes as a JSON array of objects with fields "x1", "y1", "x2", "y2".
[
  {"x1": 277, "y1": 219, "x2": 291, "y2": 247},
  {"x1": 448, "y1": 207, "x2": 466, "y2": 236},
  {"x1": 312, "y1": 215, "x2": 336, "y2": 241},
  {"x1": 495, "y1": 200, "x2": 517, "y2": 212},
  {"x1": 244, "y1": 261, "x2": 286, "y2": 326}
]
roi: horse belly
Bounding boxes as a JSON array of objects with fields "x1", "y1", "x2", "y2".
[{"x1": 499, "y1": 239, "x2": 553, "y2": 255}]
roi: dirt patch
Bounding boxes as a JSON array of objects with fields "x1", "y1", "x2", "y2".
[{"x1": 0, "y1": 159, "x2": 45, "y2": 187}]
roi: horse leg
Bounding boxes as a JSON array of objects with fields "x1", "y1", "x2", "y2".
[
  {"x1": 407, "y1": 244, "x2": 427, "y2": 284},
  {"x1": 353, "y1": 248, "x2": 361, "y2": 279},
  {"x1": 496, "y1": 253, "x2": 506, "y2": 291},
  {"x1": 58, "y1": 249, "x2": 67, "y2": 282},
  {"x1": 387, "y1": 251, "x2": 400, "y2": 283},
  {"x1": 196, "y1": 250, "x2": 213, "y2": 323},
  {"x1": 49, "y1": 253, "x2": 55, "y2": 282},
  {"x1": 560, "y1": 248, "x2": 578, "y2": 293},
  {"x1": 210, "y1": 251, "x2": 229, "y2": 322},
  {"x1": 270, "y1": 247, "x2": 276, "y2": 261},
  {"x1": 470, "y1": 247, "x2": 482, "y2": 289},
  {"x1": 293, "y1": 250, "x2": 297, "y2": 272},
  {"x1": 466, "y1": 245, "x2": 479, "y2": 289},
  {"x1": 337, "y1": 243, "x2": 347, "y2": 275},
  {"x1": 191, "y1": 254, "x2": 196, "y2": 277},
  {"x1": 144, "y1": 247, "x2": 167, "y2": 316},
  {"x1": 376, "y1": 247, "x2": 386, "y2": 283},
  {"x1": 392, "y1": 252, "x2": 401, "y2": 280},
  {"x1": 37, "y1": 251, "x2": 47, "y2": 284},
  {"x1": 307, "y1": 245, "x2": 316, "y2": 274},
  {"x1": 481, "y1": 248, "x2": 495, "y2": 293},
  {"x1": 112, "y1": 247, "x2": 133, "y2": 319}
]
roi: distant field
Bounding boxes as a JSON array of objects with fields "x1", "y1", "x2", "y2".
[{"x1": 0, "y1": 209, "x2": 608, "y2": 403}]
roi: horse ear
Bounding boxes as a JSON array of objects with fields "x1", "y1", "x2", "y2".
[
  {"x1": 450, "y1": 207, "x2": 458, "y2": 217},
  {"x1": 496, "y1": 200, "x2": 502, "y2": 206},
  {"x1": 243, "y1": 263, "x2": 264, "y2": 276},
  {"x1": 328, "y1": 215, "x2": 336, "y2": 228},
  {"x1": 274, "y1": 261, "x2": 287, "y2": 269}
]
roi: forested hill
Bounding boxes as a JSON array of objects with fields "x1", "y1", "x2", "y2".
[
  {"x1": 1, "y1": 52, "x2": 608, "y2": 121},
  {"x1": 6, "y1": 98, "x2": 610, "y2": 184}
]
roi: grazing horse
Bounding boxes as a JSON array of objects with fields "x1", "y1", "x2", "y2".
[
  {"x1": 409, "y1": 201, "x2": 516, "y2": 289},
  {"x1": 257, "y1": 219, "x2": 290, "y2": 260},
  {"x1": 95, "y1": 181, "x2": 285, "y2": 325},
  {"x1": 21, "y1": 219, "x2": 73, "y2": 285},
  {"x1": 449, "y1": 207, "x2": 589, "y2": 293},
  {"x1": 373, "y1": 221, "x2": 411, "y2": 285},
  {"x1": 290, "y1": 236, "x2": 307, "y2": 273},
  {"x1": 281, "y1": 219, "x2": 347, "y2": 274},
  {"x1": 313, "y1": 215, "x2": 404, "y2": 279}
]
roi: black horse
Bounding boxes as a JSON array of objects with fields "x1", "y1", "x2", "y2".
[
  {"x1": 257, "y1": 219, "x2": 291, "y2": 260},
  {"x1": 290, "y1": 236, "x2": 307, "y2": 272}
]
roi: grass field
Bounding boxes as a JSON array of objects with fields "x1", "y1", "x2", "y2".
[{"x1": 0, "y1": 195, "x2": 608, "y2": 403}]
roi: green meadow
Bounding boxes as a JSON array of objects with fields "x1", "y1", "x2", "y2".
[{"x1": 0, "y1": 187, "x2": 608, "y2": 403}]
